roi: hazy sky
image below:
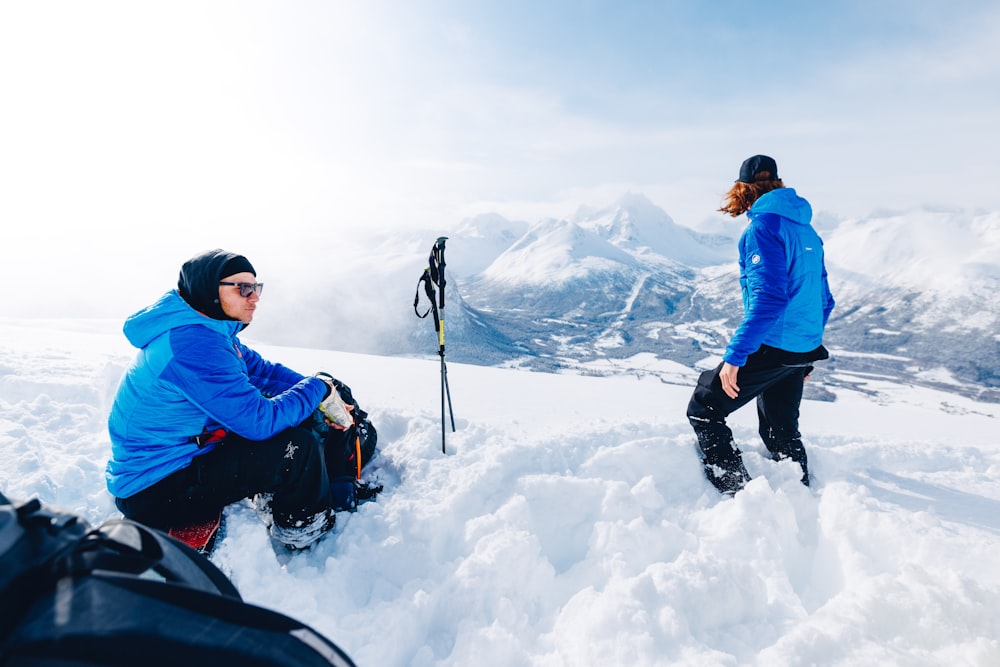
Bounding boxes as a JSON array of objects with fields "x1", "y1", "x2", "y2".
[{"x1": 2, "y1": 1, "x2": 998, "y2": 317}]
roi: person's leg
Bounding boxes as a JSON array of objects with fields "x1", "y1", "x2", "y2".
[
  {"x1": 687, "y1": 368, "x2": 745, "y2": 455},
  {"x1": 686, "y1": 366, "x2": 755, "y2": 494},
  {"x1": 115, "y1": 464, "x2": 214, "y2": 530},
  {"x1": 686, "y1": 348, "x2": 803, "y2": 493},
  {"x1": 117, "y1": 424, "x2": 331, "y2": 533},
  {"x1": 229, "y1": 425, "x2": 333, "y2": 529},
  {"x1": 756, "y1": 395, "x2": 778, "y2": 453},
  {"x1": 756, "y1": 368, "x2": 810, "y2": 485}
]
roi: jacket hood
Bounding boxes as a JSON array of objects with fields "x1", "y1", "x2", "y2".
[
  {"x1": 123, "y1": 290, "x2": 241, "y2": 350},
  {"x1": 749, "y1": 188, "x2": 812, "y2": 226},
  {"x1": 177, "y1": 249, "x2": 252, "y2": 320}
]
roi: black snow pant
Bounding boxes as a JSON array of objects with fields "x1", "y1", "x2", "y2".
[
  {"x1": 115, "y1": 423, "x2": 331, "y2": 530},
  {"x1": 687, "y1": 344, "x2": 822, "y2": 482}
]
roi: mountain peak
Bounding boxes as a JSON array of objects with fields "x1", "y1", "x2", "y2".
[
  {"x1": 480, "y1": 217, "x2": 636, "y2": 285},
  {"x1": 571, "y1": 192, "x2": 724, "y2": 265}
]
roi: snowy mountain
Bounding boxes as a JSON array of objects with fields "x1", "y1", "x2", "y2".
[
  {"x1": 820, "y1": 208, "x2": 1000, "y2": 400},
  {"x1": 439, "y1": 197, "x2": 1000, "y2": 402},
  {"x1": 462, "y1": 214, "x2": 700, "y2": 375},
  {"x1": 570, "y1": 192, "x2": 730, "y2": 266},
  {"x1": 254, "y1": 194, "x2": 999, "y2": 403}
]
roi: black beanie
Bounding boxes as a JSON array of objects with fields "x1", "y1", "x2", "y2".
[
  {"x1": 737, "y1": 155, "x2": 779, "y2": 183},
  {"x1": 177, "y1": 249, "x2": 255, "y2": 320},
  {"x1": 220, "y1": 255, "x2": 256, "y2": 279}
]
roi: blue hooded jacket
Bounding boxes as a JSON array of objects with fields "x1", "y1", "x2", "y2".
[
  {"x1": 106, "y1": 256, "x2": 327, "y2": 499},
  {"x1": 724, "y1": 188, "x2": 835, "y2": 366}
]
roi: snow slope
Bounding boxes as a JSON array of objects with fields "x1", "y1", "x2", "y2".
[{"x1": 2, "y1": 318, "x2": 999, "y2": 666}]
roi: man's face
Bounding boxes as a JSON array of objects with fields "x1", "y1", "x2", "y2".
[{"x1": 217, "y1": 272, "x2": 261, "y2": 323}]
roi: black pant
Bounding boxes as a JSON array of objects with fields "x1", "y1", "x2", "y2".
[
  {"x1": 686, "y1": 345, "x2": 812, "y2": 469},
  {"x1": 116, "y1": 423, "x2": 331, "y2": 530}
]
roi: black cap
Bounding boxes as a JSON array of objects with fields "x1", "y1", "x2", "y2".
[
  {"x1": 737, "y1": 155, "x2": 779, "y2": 183},
  {"x1": 177, "y1": 249, "x2": 255, "y2": 320}
]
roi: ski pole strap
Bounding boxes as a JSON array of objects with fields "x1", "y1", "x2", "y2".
[
  {"x1": 414, "y1": 267, "x2": 442, "y2": 336},
  {"x1": 414, "y1": 237, "x2": 449, "y2": 317},
  {"x1": 414, "y1": 268, "x2": 436, "y2": 319}
]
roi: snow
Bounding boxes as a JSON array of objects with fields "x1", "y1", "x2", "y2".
[
  {"x1": 480, "y1": 218, "x2": 637, "y2": 285},
  {"x1": 2, "y1": 317, "x2": 999, "y2": 666},
  {"x1": 571, "y1": 193, "x2": 728, "y2": 266}
]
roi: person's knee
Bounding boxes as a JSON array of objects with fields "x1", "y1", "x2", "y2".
[
  {"x1": 686, "y1": 391, "x2": 716, "y2": 422},
  {"x1": 277, "y1": 427, "x2": 326, "y2": 478}
]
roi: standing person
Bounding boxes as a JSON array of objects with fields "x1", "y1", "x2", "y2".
[
  {"x1": 686, "y1": 155, "x2": 835, "y2": 494},
  {"x1": 106, "y1": 249, "x2": 360, "y2": 549}
]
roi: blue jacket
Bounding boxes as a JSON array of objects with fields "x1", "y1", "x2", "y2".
[
  {"x1": 724, "y1": 188, "x2": 835, "y2": 366},
  {"x1": 106, "y1": 290, "x2": 328, "y2": 498}
]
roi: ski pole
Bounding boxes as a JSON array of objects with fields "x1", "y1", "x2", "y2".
[
  {"x1": 430, "y1": 238, "x2": 456, "y2": 443},
  {"x1": 413, "y1": 236, "x2": 456, "y2": 453}
]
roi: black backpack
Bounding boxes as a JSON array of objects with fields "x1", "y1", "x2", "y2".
[
  {"x1": 313, "y1": 378, "x2": 380, "y2": 512},
  {"x1": 0, "y1": 490, "x2": 357, "y2": 666}
]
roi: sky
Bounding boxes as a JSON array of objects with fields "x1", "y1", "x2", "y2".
[
  {"x1": 2, "y1": 319, "x2": 999, "y2": 665},
  {"x1": 2, "y1": 0, "x2": 999, "y2": 318}
]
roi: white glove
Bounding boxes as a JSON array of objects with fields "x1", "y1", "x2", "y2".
[{"x1": 316, "y1": 373, "x2": 354, "y2": 428}]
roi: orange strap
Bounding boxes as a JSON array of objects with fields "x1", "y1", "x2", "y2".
[{"x1": 355, "y1": 435, "x2": 362, "y2": 480}]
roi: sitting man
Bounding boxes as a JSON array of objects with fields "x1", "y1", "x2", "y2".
[{"x1": 106, "y1": 248, "x2": 373, "y2": 549}]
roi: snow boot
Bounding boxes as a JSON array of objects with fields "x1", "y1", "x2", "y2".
[
  {"x1": 702, "y1": 455, "x2": 751, "y2": 495},
  {"x1": 767, "y1": 440, "x2": 810, "y2": 487},
  {"x1": 691, "y1": 427, "x2": 752, "y2": 495},
  {"x1": 269, "y1": 508, "x2": 335, "y2": 551},
  {"x1": 355, "y1": 479, "x2": 383, "y2": 503}
]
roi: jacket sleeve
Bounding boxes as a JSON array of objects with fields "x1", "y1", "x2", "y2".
[
  {"x1": 724, "y1": 218, "x2": 789, "y2": 366},
  {"x1": 240, "y1": 343, "x2": 309, "y2": 395},
  {"x1": 820, "y1": 255, "x2": 835, "y2": 326},
  {"x1": 165, "y1": 327, "x2": 327, "y2": 440}
]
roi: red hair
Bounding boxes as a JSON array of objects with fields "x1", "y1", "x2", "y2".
[{"x1": 719, "y1": 177, "x2": 785, "y2": 217}]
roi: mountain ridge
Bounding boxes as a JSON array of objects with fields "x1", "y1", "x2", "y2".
[
  {"x1": 443, "y1": 194, "x2": 1000, "y2": 402},
  {"x1": 253, "y1": 193, "x2": 999, "y2": 403}
]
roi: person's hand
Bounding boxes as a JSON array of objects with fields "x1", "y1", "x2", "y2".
[
  {"x1": 316, "y1": 373, "x2": 354, "y2": 429},
  {"x1": 719, "y1": 362, "x2": 740, "y2": 399},
  {"x1": 320, "y1": 391, "x2": 354, "y2": 430}
]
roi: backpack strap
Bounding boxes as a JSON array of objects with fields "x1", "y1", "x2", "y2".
[
  {"x1": 1, "y1": 495, "x2": 92, "y2": 638},
  {"x1": 63, "y1": 520, "x2": 241, "y2": 600}
]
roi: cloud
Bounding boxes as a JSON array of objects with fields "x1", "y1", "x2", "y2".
[{"x1": 2, "y1": 2, "x2": 999, "y2": 319}]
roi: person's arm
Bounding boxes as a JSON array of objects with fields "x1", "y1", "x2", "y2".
[
  {"x1": 723, "y1": 216, "x2": 789, "y2": 367},
  {"x1": 820, "y1": 254, "x2": 835, "y2": 326},
  {"x1": 166, "y1": 328, "x2": 326, "y2": 440},
  {"x1": 241, "y1": 343, "x2": 310, "y2": 394}
]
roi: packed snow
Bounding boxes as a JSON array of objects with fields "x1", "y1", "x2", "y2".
[{"x1": 1, "y1": 317, "x2": 998, "y2": 666}]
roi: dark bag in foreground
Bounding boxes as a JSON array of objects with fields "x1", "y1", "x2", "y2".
[{"x1": 0, "y1": 491, "x2": 356, "y2": 667}]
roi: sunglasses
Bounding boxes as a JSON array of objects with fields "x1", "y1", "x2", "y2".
[{"x1": 218, "y1": 281, "x2": 264, "y2": 298}]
